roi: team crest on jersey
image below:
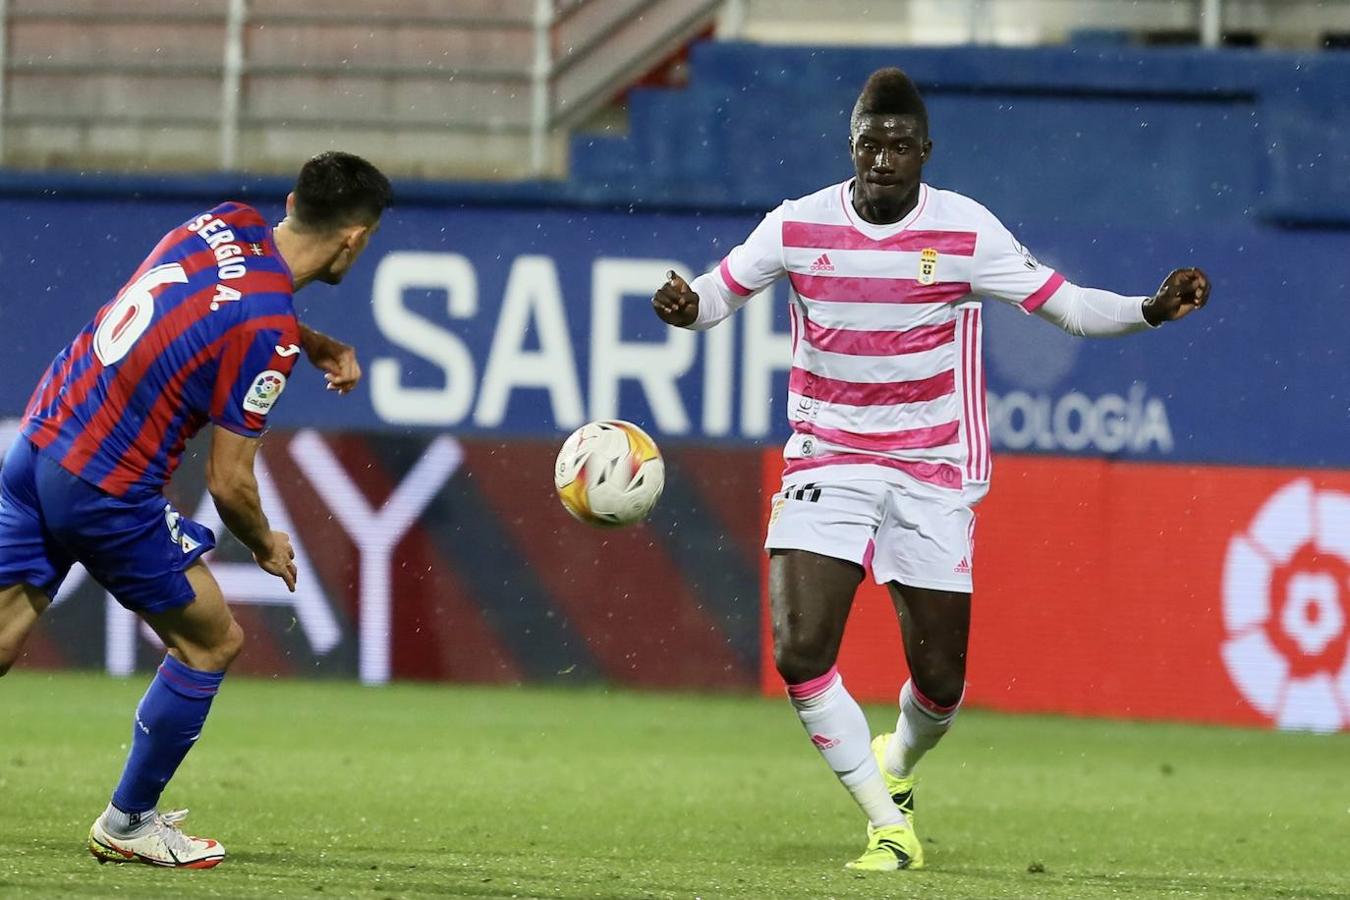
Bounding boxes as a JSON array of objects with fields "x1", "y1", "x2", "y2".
[
  {"x1": 918, "y1": 248, "x2": 939, "y2": 285},
  {"x1": 243, "y1": 370, "x2": 287, "y2": 415}
]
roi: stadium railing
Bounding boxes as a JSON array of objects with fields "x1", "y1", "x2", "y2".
[{"x1": 0, "y1": 0, "x2": 721, "y2": 178}]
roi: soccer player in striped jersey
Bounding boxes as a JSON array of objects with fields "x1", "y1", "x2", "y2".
[
  {"x1": 0, "y1": 151, "x2": 390, "y2": 868},
  {"x1": 652, "y1": 69, "x2": 1210, "y2": 871}
]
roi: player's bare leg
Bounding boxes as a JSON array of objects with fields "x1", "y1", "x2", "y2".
[
  {"x1": 873, "y1": 583, "x2": 970, "y2": 826},
  {"x1": 769, "y1": 549, "x2": 859, "y2": 684},
  {"x1": 770, "y1": 550, "x2": 922, "y2": 870},
  {"x1": 143, "y1": 563, "x2": 244, "y2": 673},
  {"x1": 890, "y1": 583, "x2": 970, "y2": 709},
  {"x1": 0, "y1": 584, "x2": 51, "y2": 677},
  {"x1": 88, "y1": 562, "x2": 240, "y2": 869}
]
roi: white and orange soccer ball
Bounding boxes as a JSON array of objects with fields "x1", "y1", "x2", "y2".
[{"x1": 553, "y1": 420, "x2": 664, "y2": 527}]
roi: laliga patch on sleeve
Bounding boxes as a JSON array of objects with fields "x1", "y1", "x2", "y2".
[{"x1": 243, "y1": 369, "x2": 287, "y2": 415}]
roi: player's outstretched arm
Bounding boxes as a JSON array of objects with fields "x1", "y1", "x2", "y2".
[
  {"x1": 298, "y1": 322, "x2": 361, "y2": 394},
  {"x1": 1142, "y1": 267, "x2": 1211, "y2": 326},
  {"x1": 656, "y1": 207, "x2": 786, "y2": 330},
  {"x1": 651, "y1": 271, "x2": 700, "y2": 327},
  {"x1": 1034, "y1": 267, "x2": 1212, "y2": 337},
  {"x1": 207, "y1": 427, "x2": 297, "y2": 592}
]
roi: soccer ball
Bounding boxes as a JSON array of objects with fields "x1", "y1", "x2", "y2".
[{"x1": 554, "y1": 420, "x2": 665, "y2": 527}]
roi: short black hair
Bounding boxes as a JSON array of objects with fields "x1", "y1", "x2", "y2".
[
  {"x1": 292, "y1": 151, "x2": 392, "y2": 231},
  {"x1": 851, "y1": 67, "x2": 928, "y2": 134}
]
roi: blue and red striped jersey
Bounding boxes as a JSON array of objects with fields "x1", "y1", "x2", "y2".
[{"x1": 21, "y1": 202, "x2": 301, "y2": 497}]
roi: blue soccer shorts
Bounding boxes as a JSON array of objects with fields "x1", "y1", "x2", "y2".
[{"x1": 0, "y1": 437, "x2": 215, "y2": 614}]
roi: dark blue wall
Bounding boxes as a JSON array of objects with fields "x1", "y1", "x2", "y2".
[{"x1": 574, "y1": 42, "x2": 1350, "y2": 227}]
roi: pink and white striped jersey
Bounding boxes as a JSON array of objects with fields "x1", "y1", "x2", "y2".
[{"x1": 691, "y1": 180, "x2": 1069, "y2": 492}]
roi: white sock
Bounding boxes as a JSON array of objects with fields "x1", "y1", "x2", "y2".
[
  {"x1": 885, "y1": 679, "x2": 961, "y2": 779},
  {"x1": 788, "y1": 667, "x2": 905, "y2": 829}
]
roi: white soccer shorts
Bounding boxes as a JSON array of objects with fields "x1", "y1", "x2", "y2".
[{"x1": 764, "y1": 477, "x2": 984, "y2": 592}]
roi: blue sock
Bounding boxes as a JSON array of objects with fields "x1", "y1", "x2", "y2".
[{"x1": 110, "y1": 654, "x2": 225, "y2": 819}]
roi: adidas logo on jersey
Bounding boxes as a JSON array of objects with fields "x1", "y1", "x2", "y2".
[
  {"x1": 954, "y1": 557, "x2": 972, "y2": 575},
  {"x1": 809, "y1": 253, "x2": 835, "y2": 272}
]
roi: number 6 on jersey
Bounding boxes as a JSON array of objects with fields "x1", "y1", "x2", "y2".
[{"x1": 93, "y1": 263, "x2": 189, "y2": 366}]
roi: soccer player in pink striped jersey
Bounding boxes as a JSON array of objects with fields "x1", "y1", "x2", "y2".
[{"x1": 652, "y1": 67, "x2": 1209, "y2": 871}]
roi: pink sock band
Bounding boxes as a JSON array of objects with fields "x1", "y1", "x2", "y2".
[
  {"x1": 910, "y1": 680, "x2": 963, "y2": 715},
  {"x1": 787, "y1": 666, "x2": 840, "y2": 701}
]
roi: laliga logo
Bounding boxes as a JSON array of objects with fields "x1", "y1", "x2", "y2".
[
  {"x1": 1221, "y1": 480, "x2": 1350, "y2": 733},
  {"x1": 254, "y1": 373, "x2": 284, "y2": 399}
]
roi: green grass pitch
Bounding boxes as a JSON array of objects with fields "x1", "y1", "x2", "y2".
[{"x1": 2, "y1": 671, "x2": 1347, "y2": 899}]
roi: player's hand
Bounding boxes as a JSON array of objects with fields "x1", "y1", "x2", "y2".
[
  {"x1": 652, "y1": 270, "x2": 699, "y2": 327},
  {"x1": 1143, "y1": 268, "x2": 1211, "y2": 326},
  {"x1": 300, "y1": 325, "x2": 362, "y2": 394},
  {"x1": 255, "y1": 530, "x2": 297, "y2": 593}
]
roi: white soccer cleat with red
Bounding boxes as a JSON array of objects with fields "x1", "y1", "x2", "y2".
[{"x1": 88, "y1": 809, "x2": 225, "y2": 869}]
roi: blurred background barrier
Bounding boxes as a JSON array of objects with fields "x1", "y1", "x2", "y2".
[
  {"x1": 1, "y1": 1, "x2": 1346, "y2": 732},
  {"x1": 7, "y1": 425, "x2": 764, "y2": 690}
]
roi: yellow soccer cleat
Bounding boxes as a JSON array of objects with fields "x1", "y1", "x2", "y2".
[
  {"x1": 871, "y1": 733, "x2": 917, "y2": 828},
  {"x1": 844, "y1": 822, "x2": 924, "y2": 871}
]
